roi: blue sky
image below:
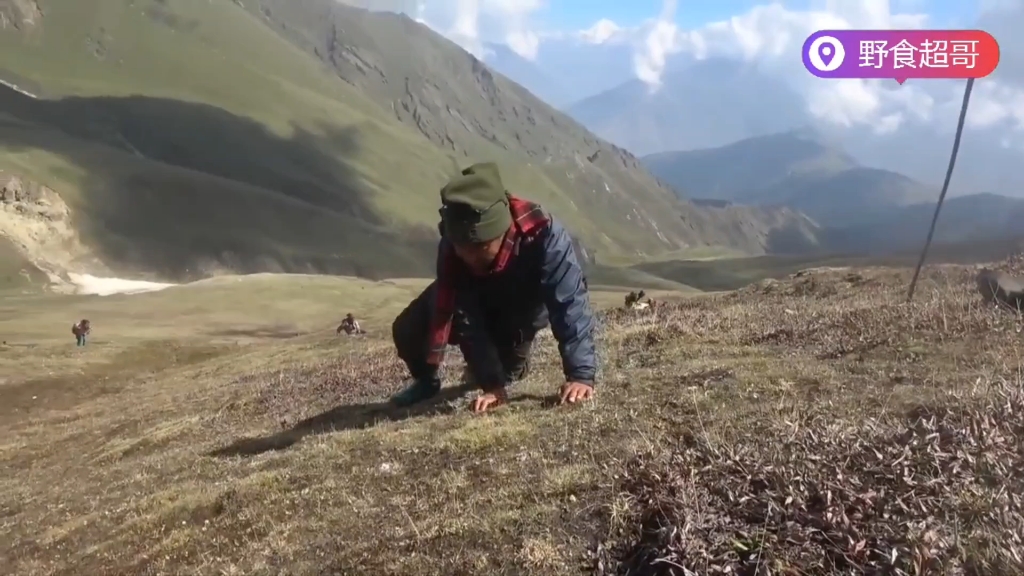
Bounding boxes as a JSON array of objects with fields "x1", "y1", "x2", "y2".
[
  {"x1": 535, "y1": 0, "x2": 767, "y2": 30},
  {"x1": 533, "y1": 0, "x2": 982, "y2": 34}
]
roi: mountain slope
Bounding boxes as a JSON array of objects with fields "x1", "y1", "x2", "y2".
[
  {"x1": 241, "y1": 0, "x2": 813, "y2": 258},
  {"x1": 0, "y1": 0, "x2": 821, "y2": 283},
  {"x1": 774, "y1": 167, "x2": 935, "y2": 226},
  {"x1": 643, "y1": 131, "x2": 936, "y2": 226},
  {"x1": 643, "y1": 129, "x2": 857, "y2": 202},
  {"x1": 0, "y1": 0, "x2": 456, "y2": 279},
  {"x1": 824, "y1": 193, "x2": 1024, "y2": 254}
]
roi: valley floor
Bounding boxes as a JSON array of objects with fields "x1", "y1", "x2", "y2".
[{"x1": 1, "y1": 266, "x2": 1023, "y2": 575}]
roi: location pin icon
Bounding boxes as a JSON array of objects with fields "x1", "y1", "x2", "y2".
[{"x1": 818, "y1": 43, "x2": 835, "y2": 67}]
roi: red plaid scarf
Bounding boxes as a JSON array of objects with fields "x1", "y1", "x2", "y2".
[{"x1": 426, "y1": 196, "x2": 549, "y2": 366}]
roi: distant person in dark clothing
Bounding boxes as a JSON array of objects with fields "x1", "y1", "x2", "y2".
[
  {"x1": 337, "y1": 313, "x2": 363, "y2": 335},
  {"x1": 72, "y1": 319, "x2": 90, "y2": 347},
  {"x1": 390, "y1": 162, "x2": 598, "y2": 413},
  {"x1": 624, "y1": 290, "x2": 646, "y2": 308}
]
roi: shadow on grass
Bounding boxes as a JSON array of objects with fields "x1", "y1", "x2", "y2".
[{"x1": 209, "y1": 385, "x2": 559, "y2": 457}]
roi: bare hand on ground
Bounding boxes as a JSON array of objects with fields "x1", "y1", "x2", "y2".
[
  {"x1": 471, "y1": 389, "x2": 507, "y2": 413},
  {"x1": 560, "y1": 382, "x2": 594, "y2": 405}
]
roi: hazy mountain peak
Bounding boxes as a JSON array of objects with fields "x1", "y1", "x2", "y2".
[
  {"x1": 566, "y1": 58, "x2": 809, "y2": 156},
  {"x1": 641, "y1": 131, "x2": 932, "y2": 225}
]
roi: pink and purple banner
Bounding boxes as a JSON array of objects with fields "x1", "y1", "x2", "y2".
[{"x1": 802, "y1": 30, "x2": 999, "y2": 84}]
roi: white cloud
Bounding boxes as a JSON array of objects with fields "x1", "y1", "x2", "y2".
[
  {"x1": 578, "y1": 19, "x2": 621, "y2": 44},
  {"x1": 966, "y1": 81, "x2": 1024, "y2": 129},
  {"x1": 449, "y1": 0, "x2": 482, "y2": 55},
  {"x1": 662, "y1": 0, "x2": 930, "y2": 123},
  {"x1": 638, "y1": 0, "x2": 1024, "y2": 140},
  {"x1": 506, "y1": 30, "x2": 540, "y2": 59},
  {"x1": 392, "y1": 0, "x2": 1024, "y2": 147},
  {"x1": 405, "y1": 0, "x2": 545, "y2": 60},
  {"x1": 632, "y1": 0, "x2": 681, "y2": 89}
]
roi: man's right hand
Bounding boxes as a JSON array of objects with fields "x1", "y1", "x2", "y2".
[{"x1": 471, "y1": 388, "x2": 507, "y2": 413}]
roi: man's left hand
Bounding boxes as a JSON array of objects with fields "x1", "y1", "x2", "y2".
[
  {"x1": 471, "y1": 389, "x2": 507, "y2": 413},
  {"x1": 559, "y1": 382, "x2": 594, "y2": 405}
]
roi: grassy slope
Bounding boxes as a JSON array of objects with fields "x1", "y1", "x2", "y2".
[
  {"x1": 0, "y1": 234, "x2": 47, "y2": 290},
  {"x1": 635, "y1": 234, "x2": 1024, "y2": 292},
  {"x1": 585, "y1": 263, "x2": 695, "y2": 292},
  {"x1": 2, "y1": 264, "x2": 1023, "y2": 574},
  {"x1": 0, "y1": 0, "x2": 456, "y2": 278}
]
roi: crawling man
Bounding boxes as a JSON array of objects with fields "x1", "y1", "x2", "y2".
[{"x1": 390, "y1": 162, "x2": 597, "y2": 413}]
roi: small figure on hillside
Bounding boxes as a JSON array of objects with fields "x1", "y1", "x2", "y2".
[
  {"x1": 336, "y1": 313, "x2": 364, "y2": 335},
  {"x1": 624, "y1": 289, "x2": 647, "y2": 309},
  {"x1": 72, "y1": 319, "x2": 91, "y2": 347},
  {"x1": 624, "y1": 291, "x2": 637, "y2": 308},
  {"x1": 389, "y1": 162, "x2": 597, "y2": 413}
]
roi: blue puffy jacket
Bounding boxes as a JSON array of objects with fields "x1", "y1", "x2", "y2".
[{"x1": 436, "y1": 214, "x2": 598, "y2": 387}]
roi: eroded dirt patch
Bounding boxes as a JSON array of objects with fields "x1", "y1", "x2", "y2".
[{"x1": 0, "y1": 342, "x2": 230, "y2": 422}]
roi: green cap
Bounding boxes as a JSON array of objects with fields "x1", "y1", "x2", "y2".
[{"x1": 439, "y1": 162, "x2": 512, "y2": 243}]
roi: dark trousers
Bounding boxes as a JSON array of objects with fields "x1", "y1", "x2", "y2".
[
  {"x1": 392, "y1": 282, "x2": 548, "y2": 386},
  {"x1": 75, "y1": 334, "x2": 86, "y2": 346}
]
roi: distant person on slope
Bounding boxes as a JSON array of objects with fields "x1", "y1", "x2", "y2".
[
  {"x1": 72, "y1": 319, "x2": 91, "y2": 347},
  {"x1": 337, "y1": 313, "x2": 363, "y2": 335},
  {"x1": 389, "y1": 162, "x2": 597, "y2": 413}
]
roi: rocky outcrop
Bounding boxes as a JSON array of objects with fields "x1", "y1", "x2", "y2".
[
  {"x1": 0, "y1": 0, "x2": 42, "y2": 31},
  {"x1": 0, "y1": 173, "x2": 93, "y2": 289}
]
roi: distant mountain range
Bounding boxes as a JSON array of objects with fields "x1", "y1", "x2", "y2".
[
  {"x1": 822, "y1": 193, "x2": 1024, "y2": 255},
  {"x1": 484, "y1": 50, "x2": 1024, "y2": 199},
  {"x1": 642, "y1": 130, "x2": 1024, "y2": 254},
  {"x1": 642, "y1": 129, "x2": 935, "y2": 226}
]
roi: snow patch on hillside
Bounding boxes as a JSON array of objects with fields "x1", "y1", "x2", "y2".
[{"x1": 68, "y1": 273, "x2": 176, "y2": 296}]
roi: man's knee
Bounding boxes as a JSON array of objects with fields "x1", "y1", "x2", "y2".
[
  {"x1": 391, "y1": 283, "x2": 436, "y2": 356},
  {"x1": 391, "y1": 303, "x2": 420, "y2": 357},
  {"x1": 500, "y1": 333, "x2": 536, "y2": 381}
]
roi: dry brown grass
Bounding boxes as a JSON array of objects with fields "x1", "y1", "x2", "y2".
[{"x1": 2, "y1": 262, "x2": 1023, "y2": 575}]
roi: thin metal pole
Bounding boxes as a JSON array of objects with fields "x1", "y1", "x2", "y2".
[{"x1": 906, "y1": 77, "x2": 975, "y2": 302}]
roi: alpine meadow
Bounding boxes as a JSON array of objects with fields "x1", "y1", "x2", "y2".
[{"x1": 2, "y1": 1, "x2": 1024, "y2": 575}]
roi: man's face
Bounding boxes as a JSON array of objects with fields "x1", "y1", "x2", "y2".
[{"x1": 452, "y1": 236, "x2": 503, "y2": 274}]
